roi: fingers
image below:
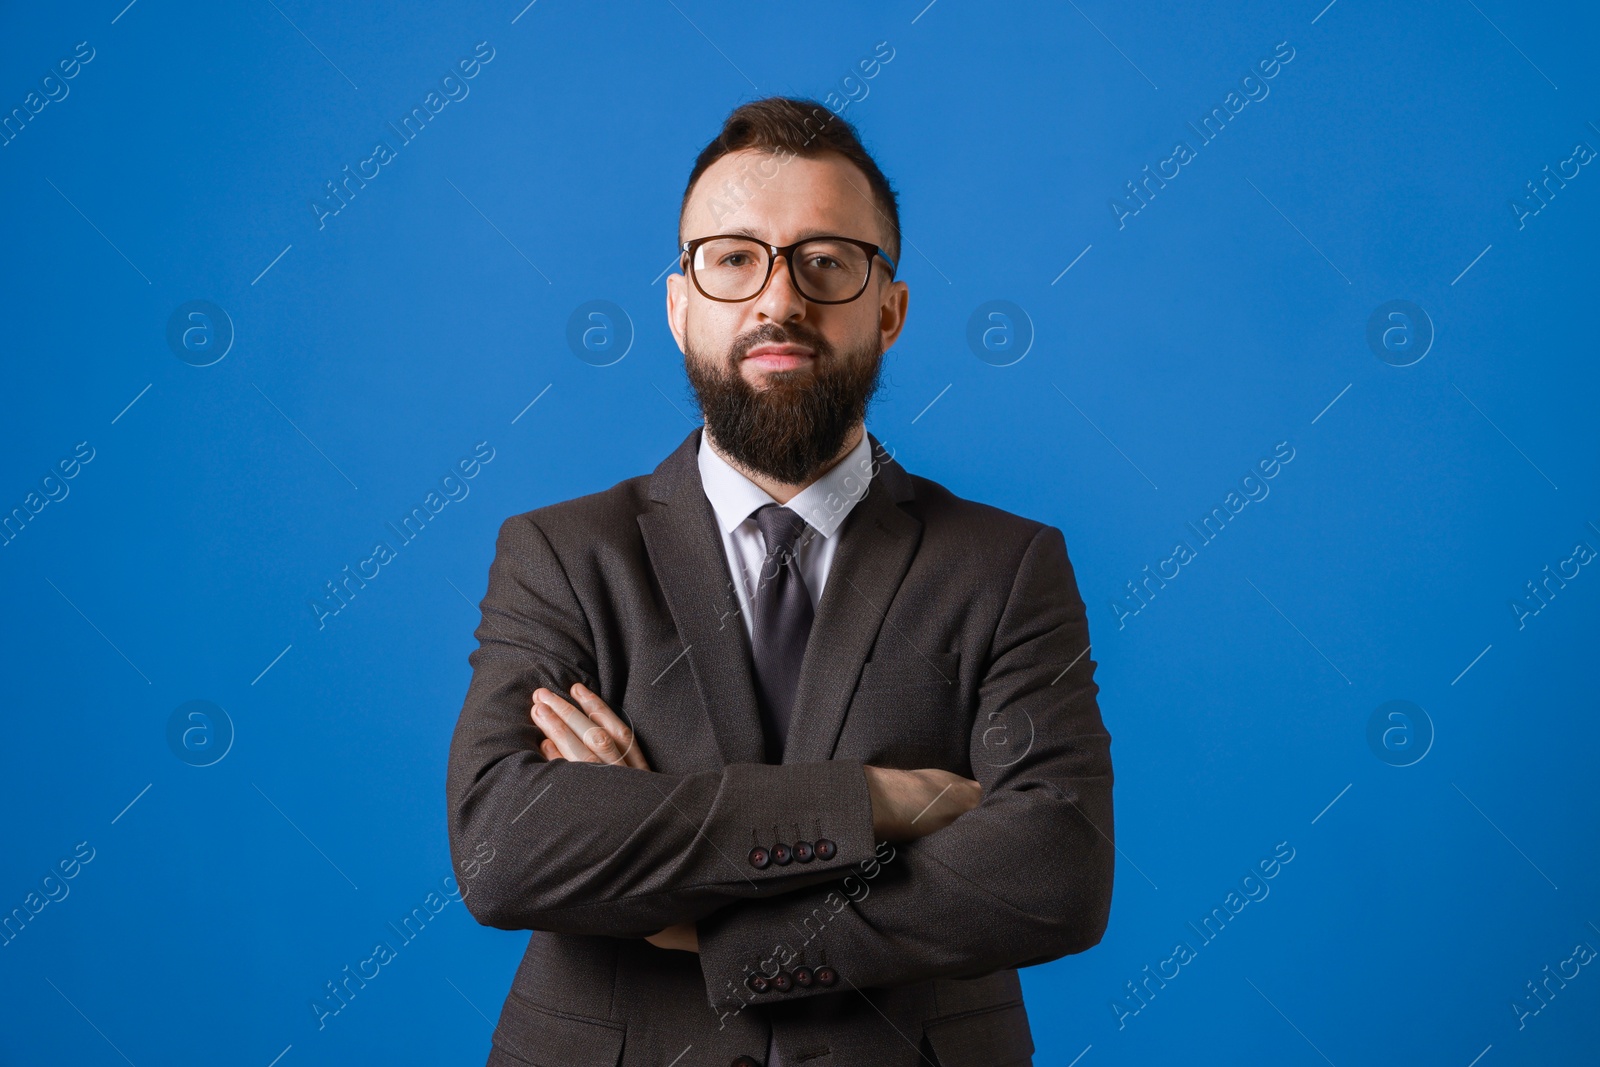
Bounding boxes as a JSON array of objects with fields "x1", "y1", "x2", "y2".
[
  {"x1": 901, "y1": 769, "x2": 982, "y2": 836},
  {"x1": 532, "y1": 690, "x2": 599, "y2": 762},
  {"x1": 531, "y1": 685, "x2": 640, "y2": 768},
  {"x1": 924, "y1": 769, "x2": 981, "y2": 804},
  {"x1": 568, "y1": 683, "x2": 649, "y2": 770},
  {"x1": 644, "y1": 921, "x2": 697, "y2": 952}
]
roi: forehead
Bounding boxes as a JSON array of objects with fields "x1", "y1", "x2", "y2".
[{"x1": 683, "y1": 148, "x2": 884, "y2": 246}]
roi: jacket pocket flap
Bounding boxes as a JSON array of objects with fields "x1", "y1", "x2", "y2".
[
  {"x1": 491, "y1": 992, "x2": 625, "y2": 1067},
  {"x1": 922, "y1": 1000, "x2": 1033, "y2": 1066}
]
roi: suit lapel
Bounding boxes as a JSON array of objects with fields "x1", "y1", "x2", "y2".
[
  {"x1": 636, "y1": 428, "x2": 921, "y2": 768},
  {"x1": 638, "y1": 428, "x2": 767, "y2": 766},
  {"x1": 783, "y1": 433, "x2": 921, "y2": 764}
]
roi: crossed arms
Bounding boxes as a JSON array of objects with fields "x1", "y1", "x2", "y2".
[
  {"x1": 528, "y1": 680, "x2": 982, "y2": 952},
  {"x1": 445, "y1": 513, "x2": 1114, "y2": 1011}
]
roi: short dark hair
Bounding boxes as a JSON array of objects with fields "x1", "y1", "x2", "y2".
[{"x1": 678, "y1": 96, "x2": 901, "y2": 273}]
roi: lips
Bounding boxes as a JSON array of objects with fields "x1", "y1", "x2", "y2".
[{"x1": 743, "y1": 345, "x2": 814, "y2": 371}]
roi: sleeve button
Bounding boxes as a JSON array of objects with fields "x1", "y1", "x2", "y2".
[
  {"x1": 748, "y1": 846, "x2": 771, "y2": 869},
  {"x1": 771, "y1": 842, "x2": 792, "y2": 866},
  {"x1": 814, "y1": 965, "x2": 837, "y2": 987},
  {"x1": 814, "y1": 838, "x2": 837, "y2": 861}
]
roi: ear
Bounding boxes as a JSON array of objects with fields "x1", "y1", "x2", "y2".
[
  {"x1": 666, "y1": 269, "x2": 689, "y2": 354},
  {"x1": 877, "y1": 278, "x2": 909, "y2": 353}
]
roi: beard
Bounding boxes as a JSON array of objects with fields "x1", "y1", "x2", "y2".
[{"x1": 684, "y1": 322, "x2": 884, "y2": 485}]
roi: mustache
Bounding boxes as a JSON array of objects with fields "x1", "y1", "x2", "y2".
[{"x1": 731, "y1": 324, "x2": 833, "y2": 364}]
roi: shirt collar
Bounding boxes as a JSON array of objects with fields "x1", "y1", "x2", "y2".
[{"x1": 698, "y1": 428, "x2": 875, "y2": 540}]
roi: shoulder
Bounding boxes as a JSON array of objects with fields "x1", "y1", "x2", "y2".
[
  {"x1": 492, "y1": 472, "x2": 656, "y2": 555},
  {"x1": 897, "y1": 471, "x2": 1085, "y2": 616},
  {"x1": 901, "y1": 470, "x2": 1058, "y2": 557}
]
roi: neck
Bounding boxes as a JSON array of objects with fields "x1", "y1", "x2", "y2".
[{"x1": 705, "y1": 423, "x2": 864, "y2": 504}]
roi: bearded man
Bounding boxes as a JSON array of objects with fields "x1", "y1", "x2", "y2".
[{"x1": 446, "y1": 96, "x2": 1114, "y2": 1067}]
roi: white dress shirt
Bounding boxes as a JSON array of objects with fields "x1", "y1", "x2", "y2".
[{"x1": 697, "y1": 428, "x2": 876, "y2": 641}]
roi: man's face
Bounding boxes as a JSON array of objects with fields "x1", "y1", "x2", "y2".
[{"x1": 667, "y1": 148, "x2": 909, "y2": 485}]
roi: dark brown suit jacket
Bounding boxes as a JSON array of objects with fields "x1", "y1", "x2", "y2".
[{"x1": 446, "y1": 427, "x2": 1114, "y2": 1067}]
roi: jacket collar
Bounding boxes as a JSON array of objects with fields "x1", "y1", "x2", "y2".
[{"x1": 697, "y1": 428, "x2": 877, "y2": 540}]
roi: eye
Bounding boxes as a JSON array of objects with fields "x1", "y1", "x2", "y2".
[{"x1": 805, "y1": 255, "x2": 842, "y2": 270}]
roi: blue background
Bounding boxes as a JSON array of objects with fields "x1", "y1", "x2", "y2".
[{"x1": 2, "y1": 1, "x2": 1597, "y2": 1064}]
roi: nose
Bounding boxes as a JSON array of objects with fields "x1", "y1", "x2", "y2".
[{"x1": 752, "y1": 251, "x2": 808, "y2": 323}]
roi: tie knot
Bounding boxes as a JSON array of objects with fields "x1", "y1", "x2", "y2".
[{"x1": 753, "y1": 503, "x2": 810, "y2": 557}]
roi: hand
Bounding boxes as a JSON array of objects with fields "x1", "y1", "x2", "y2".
[
  {"x1": 864, "y1": 766, "x2": 981, "y2": 842},
  {"x1": 531, "y1": 682, "x2": 650, "y2": 770},
  {"x1": 533, "y1": 686, "x2": 685, "y2": 950},
  {"x1": 644, "y1": 920, "x2": 699, "y2": 953}
]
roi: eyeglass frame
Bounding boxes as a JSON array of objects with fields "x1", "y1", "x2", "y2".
[{"x1": 678, "y1": 233, "x2": 898, "y2": 305}]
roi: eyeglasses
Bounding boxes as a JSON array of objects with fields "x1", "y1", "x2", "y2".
[{"x1": 680, "y1": 234, "x2": 897, "y2": 305}]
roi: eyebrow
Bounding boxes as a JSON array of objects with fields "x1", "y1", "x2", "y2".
[{"x1": 721, "y1": 227, "x2": 848, "y2": 244}]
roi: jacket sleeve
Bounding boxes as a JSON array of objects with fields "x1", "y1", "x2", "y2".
[
  {"x1": 446, "y1": 513, "x2": 880, "y2": 937},
  {"x1": 694, "y1": 524, "x2": 1114, "y2": 1010}
]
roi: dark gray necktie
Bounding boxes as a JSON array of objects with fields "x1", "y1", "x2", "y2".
[{"x1": 749, "y1": 503, "x2": 814, "y2": 764}]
